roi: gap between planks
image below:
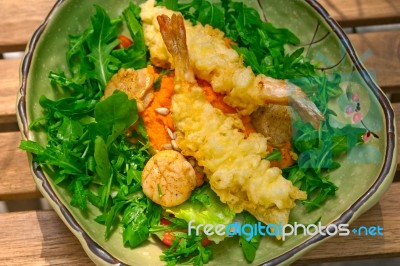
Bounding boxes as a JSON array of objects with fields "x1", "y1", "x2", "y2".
[{"x1": 319, "y1": 0, "x2": 400, "y2": 27}]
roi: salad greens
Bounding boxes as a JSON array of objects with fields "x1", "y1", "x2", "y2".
[
  {"x1": 161, "y1": 231, "x2": 213, "y2": 265},
  {"x1": 239, "y1": 212, "x2": 262, "y2": 263},
  {"x1": 150, "y1": 216, "x2": 213, "y2": 265},
  {"x1": 166, "y1": 184, "x2": 236, "y2": 242},
  {"x1": 20, "y1": 3, "x2": 158, "y2": 248},
  {"x1": 20, "y1": 0, "x2": 367, "y2": 265}
]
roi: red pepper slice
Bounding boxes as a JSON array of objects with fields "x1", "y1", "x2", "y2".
[
  {"x1": 159, "y1": 217, "x2": 213, "y2": 247},
  {"x1": 117, "y1": 35, "x2": 133, "y2": 49}
]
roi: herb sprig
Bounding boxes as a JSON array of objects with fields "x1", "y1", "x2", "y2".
[{"x1": 20, "y1": 3, "x2": 156, "y2": 248}]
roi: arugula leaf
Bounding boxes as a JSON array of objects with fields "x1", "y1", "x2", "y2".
[
  {"x1": 112, "y1": 3, "x2": 149, "y2": 69},
  {"x1": 287, "y1": 119, "x2": 365, "y2": 210},
  {"x1": 239, "y1": 212, "x2": 261, "y2": 263},
  {"x1": 263, "y1": 149, "x2": 282, "y2": 161},
  {"x1": 57, "y1": 116, "x2": 83, "y2": 141},
  {"x1": 94, "y1": 90, "x2": 138, "y2": 145},
  {"x1": 197, "y1": 1, "x2": 225, "y2": 30},
  {"x1": 49, "y1": 71, "x2": 85, "y2": 92},
  {"x1": 94, "y1": 136, "x2": 112, "y2": 183},
  {"x1": 122, "y1": 200, "x2": 149, "y2": 248},
  {"x1": 87, "y1": 5, "x2": 121, "y2": 88},
  {"x1": 66, "y1": 28, "x2": 93, "y2": 85},
  {"x1": 102, "y1": 201, "x2": 127, "y2": 239},
  {"x1": 20, "y1": 3, "x2": 154, "y2": 241},
  {"x1": 189, "y1": 183, "x2": 211, "y2": 206},
  {"x1": 19, "y1": 140, "x2": 46, "y2": 155},
  {"x1": 69, "y1": 175, "x2": 92, "y2": 210},
  {"x1": 39, "y1": 95, "x2": 96, "y2": 119},
  {"x1": 160, "y1": 231, "x2": 212, "y2": 266},
  {"x1": 158, "y1": 0, "x2": 179, "y2": 11},
  {"x1": 149, "y1": 216, "x2": 189, "y2": 233},
  {"x1": 19, "y1": 140, "x2": 84, "y2": 175},
  {"x1": 153, "y1": 69, "x2": 171, "y2": 90}
]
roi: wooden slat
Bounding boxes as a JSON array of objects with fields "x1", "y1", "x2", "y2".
[
  {"x1": 1, "y1": 182, "x2": 399, "y2": 265},
  {"x1": 0, "y1": 131, "x2": 41, "y2": 200},
  {"x1": 0, "y1": 59, "x2": 20, "y2": 125},
  {"x1": 0, "y1": 0, "x2": 56, "y2": 53},
  {"x1": 348, "y1": 31, "x2": 400, "y2": 93},
  {"x1": 0, "y1": 210, "x2": 94, "y2": 265},
  {"x1": 0, "y1": 0, "x2": 399, "y2": 53},
  {"x1": 320, "y1": 0, "x2": 400, "y2": 27},
  {"x1": 299, "y1": 181, "x2": 400, "y2": 264}
]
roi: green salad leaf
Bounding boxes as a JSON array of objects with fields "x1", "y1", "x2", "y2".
[
  {"x1": 239, "y1": 212, "x2": 261, "y2": 263},
  {"x1": 166, "y1": 184, "x2": 235, "y2": 242},
  {"x1": 112, "y1": 3, "x2": 149, "y2": 69},
  {"x1": 161, "y1": 231, "x2": 213, "y2": 266},
  {"x1": 87, "y1": 5, "x2": 121, "y2": 88},
  {"x1": 263, "y1": 149, "x2": 282, "y2": 161}
]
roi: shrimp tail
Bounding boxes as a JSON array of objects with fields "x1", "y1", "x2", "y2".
[
  {"x1": 289, "y1": 94, "x2": 325, "y2": 128},
  {"x1": 157, "y1": 14, "x2": 195, "y2": 84},
  {"x1": 286, "y1": 82, "x2": 325, "y2": 127},
  {"x1": 259, "y1": 77, "x2": 325, "y2": 128}
]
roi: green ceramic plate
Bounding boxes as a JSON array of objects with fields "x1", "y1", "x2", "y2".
[{"x1": 17, "y1": 0, "x2": 397, "y2": 265}]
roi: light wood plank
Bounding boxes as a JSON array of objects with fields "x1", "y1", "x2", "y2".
[
  {"x1": 299, "y1": 181, "x2": 400, "y2": 263},
  {"x1": 1, "y1": 182, "x2": 400, "y2": 265},
  {"x1": 320, "y1": 0, "x2": 400, "y2": 27},
  {"x1": 0, "y1": 210, "x2": 94, "y2": 265},
  {"x1": 0, "y1": 0, "x2": 56, "y2": 53},
  {"x1": 0, "y1": 0, "x2": 399, "y2": 53},
  {"x1": 348, "y1": 31, "x2": 400, "y2": 93},
  {"x1": 0, "y1": 59, "x2": 20, "y2": 125},
  {"x1": 0, "y1": 131, "x2": 41, "y2": 200}
]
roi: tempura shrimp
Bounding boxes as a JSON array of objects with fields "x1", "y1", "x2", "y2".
[
  {"x1": 104, "y1": 66, "x2": 155, "y2": 112},
  {"x1": 141, "y1": 150, "x2": 197, "y2": 207},
  {"x1": 140, "y1": 0, "x2": 324, "y2": 126},
  {"x1": 157, "y1": 14, "x2": 306, "y2": 226}
]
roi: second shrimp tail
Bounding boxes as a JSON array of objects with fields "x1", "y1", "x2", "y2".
[{"x1": 157, "y1": 14, "x2": 195, "y2": 84}]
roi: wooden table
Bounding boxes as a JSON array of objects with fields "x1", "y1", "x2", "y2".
[{"x1": 1, "y1": 0, "x2": 400, "y2": 265}]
